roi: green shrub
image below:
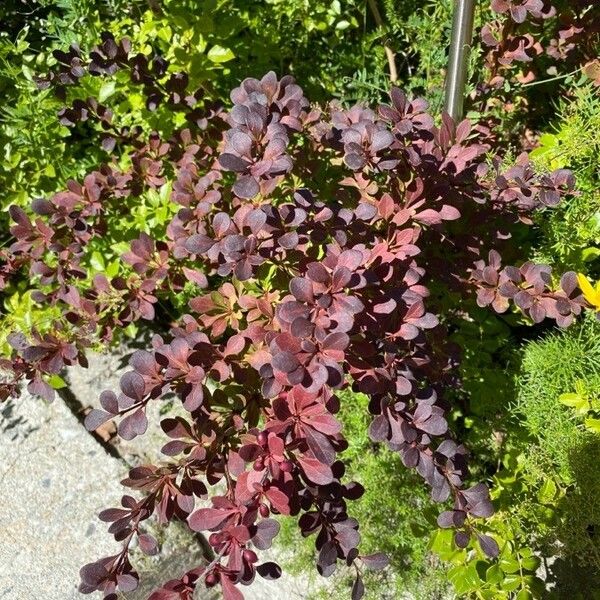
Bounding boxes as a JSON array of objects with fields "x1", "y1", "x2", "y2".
[
  {"x1": 515, "y1": 314, "x2": 600, "y2": 591},
  {"x1": 517, "y1": 313, "x2": 600, "y2": 479}
]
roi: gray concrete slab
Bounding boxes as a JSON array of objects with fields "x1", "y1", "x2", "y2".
[{"x1": 0, "y1": 393, "x2": 124, "y2": 599}]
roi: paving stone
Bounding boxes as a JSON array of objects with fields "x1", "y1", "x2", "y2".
[{"x1": 0, "y1": 393, "x2": 124, "y2": 599}]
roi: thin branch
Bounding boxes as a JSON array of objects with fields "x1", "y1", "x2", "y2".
[
  {"x1": 520, "y1": 66, "x2": 583, "y2": 88},
  {"x1": 367, "y1": 0, "x2": 398, "y2": 83}
]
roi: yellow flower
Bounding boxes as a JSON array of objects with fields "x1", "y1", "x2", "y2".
[{"x1": 577, "y1": 273, "x2": 600, "y2": 310}]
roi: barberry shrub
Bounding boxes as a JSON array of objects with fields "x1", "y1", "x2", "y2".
[{"x1": 0, "y1": 29, "x2": 592, "y2": 600}]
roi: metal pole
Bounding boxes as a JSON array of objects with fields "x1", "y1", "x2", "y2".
[{"x1": 444, "y1": 0, "x2": 476, "y2": 121}]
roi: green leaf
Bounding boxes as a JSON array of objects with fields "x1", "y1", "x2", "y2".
[
  {"x1": 48, "y1": 374, "x2": 67, "y2": 390},
  {"x1": 499, "y1": 557, "x2": 520, "y2": 574},
  {"x1": 449, "y1": 563, "x2": 481, "y2": 595},
  {"x1": 521, "y1": 556, "x2": 541, "y2": 572},
  {"x1": 584, "y1": 417, "x2": 600, "y2": 433},
  {"x1": 207, "y1": 45, "x2": 235, "y2": 63},
  {"x1": 90, "y1": 251, "x2": 106, "y2": 271},
  {"x1": 124, "y1": 323, "x2": 138, "y2": 338},
  {"x1": 559, "y1": 392, "x2": 589, "y2": 415},
  {"x1": 486, "y1": 564, "x2": 503, "y2": 584},
  {"x1": 582, "y1": 247, "x2": 600, "y2": 262},
  {"x1": 106, "y1": 259, "x2": 120, "y2": 278},
  {"x1": 21, "y1": 64, "x2": 33, "y2": 82},
  {"x1": 98, "y1": 80, "x2": 116, "y2": 103},
  {"x1": 537, "y1": 479, "x2": 557, "y2": 504},
  {"x1": 501, "y1": 574, "x2": 522, "y2": 592}
]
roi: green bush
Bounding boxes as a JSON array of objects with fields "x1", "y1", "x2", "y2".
[{"x1": 515, "y1": 314, "x2": 600, "y2": 594}]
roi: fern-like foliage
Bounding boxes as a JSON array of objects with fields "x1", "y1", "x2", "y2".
[
  {"x1": 531, "y1": 83, "x2": 600, "y2": 271},
  {"x1": 516, "y1": 314, "x2": 600, "y2": 579}
]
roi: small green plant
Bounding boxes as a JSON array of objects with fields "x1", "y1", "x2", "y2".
[{"x1": 559, "y1": 380, "x2": 600, "y2": 433}]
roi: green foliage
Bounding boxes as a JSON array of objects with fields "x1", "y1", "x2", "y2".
[
  {"x1": 448, "y1": 307, "x2": 517, "y2": 453},
  {"x1": 0, "y1": 289, "x2": 61, "y2": 354},
  {"x1": 514, "y1": 314, "x2": 600, "y2": 588},
  {"x1": 431, "y1": 522, "x2": 543, "y2": 599},
  {"x1": 345, "y1": 0, "x2": 453, "y2": 108},
  {"x1": 278, "y1": 390, "x2": 449, "y2": 599},
  {"x1": 517, "y1": 313, "x2": 600, "y2": 479},
  {"x1": 0, "y1": 29, "x2": 93, "y2": 212},
  {"x1": 559, "y1": 379, "x2": 600, "y2": 433},
  {"x1": 530, "y1": 84, "x2": 600, "y2": 272}
]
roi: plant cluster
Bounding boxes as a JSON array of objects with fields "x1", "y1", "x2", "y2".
[
  {"x1": 483, "y1": 0, "x2": 598, "y2": 73},
  {"x1": 513, "y1": 315, "x2": 600, "y2": 588},
  {"x1": 463, "y1": 0, "x2": 600, "y2": 148},
  {"x1": 0, "y1": 17, "x2": 594, "y2": 595},
  {"x1": 0, "y1": 2, "x2": 599, "y2": 599},
  {"x1": 530, "y1": 84, "x2": 600, "y2": 272}
]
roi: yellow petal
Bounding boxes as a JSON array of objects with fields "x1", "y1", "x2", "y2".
[{"x1": 577, "y1": 273, "x2": 600, "y2": 308}]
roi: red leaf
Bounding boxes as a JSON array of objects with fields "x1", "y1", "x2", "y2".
[
  {"x1": 290, "y1": 277, "x2": 314, "y2": 302},
  {"x1": 188, "y1": 507, "x2": 233, "y2": 532},
  {"x1": 297, "y1": 455, "x2": 334, "y2": 485},
  {"x1": 220, "y1": 575, "x2": 244, "y2": 600},
  {"x1": 182, "y1": 267, "x2": 208, "y2": 288},
  {"x1": 265, "y1": 487, "x2": 291, "y2": 515},
  {"x1": 439, "y1": 204, "x2": 461, "y2": 220},
  {"x1": 413, "y1": 209, "x2": 441, "y2": 225}
]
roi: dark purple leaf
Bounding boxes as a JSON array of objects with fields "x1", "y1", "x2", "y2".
[
  {"x1": 138, "y1": 533, "x2": 159, "y2": 555},
  {"x1": 120, "y1": 371, "x2": 145, "y2": 401},
  {"x1": 361, "y1": 553, "x2": 389, "y2": 571},
  {"x1": 252, "y1": 519, "x2": 280, "y2": 550},
  {"x1": 290, "y1": 277, "x2": 314, "y2": 302},
  {"x1": 256, "y1": 562, "x2": 282, "y2": 580},
  {"x1": 454, "y1": 531, "x2": 470, "y2": 548},
  {"x1": 84, "y1": 409, "x2": 113, "y2": 431},
  {"x1": 118, "y1": 408, "x2": 148, "y2": 440},
  {"x1": 477, "y1": 534, "x2": 499, "y2": 558},
  {"x1": 352, "y1": 575, "x2": 365, "y2": 600},
  {"x1": 317, "y1": 541, "x2": 337, "y2": 577},
  {"x1": 368, "y1": 414, "x2": 389, "y2": 442},
  {"x1": 305, "y1": 427, "x2": 336, "y2": 465},
  {"x1": 233, "y1": 176, "x2": 259, "y2": 199}
]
